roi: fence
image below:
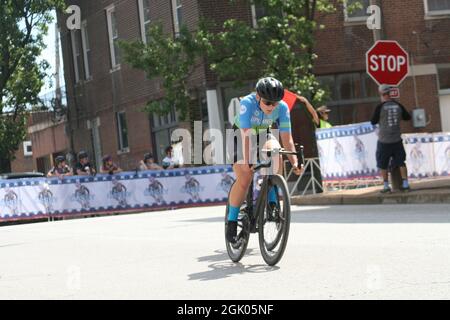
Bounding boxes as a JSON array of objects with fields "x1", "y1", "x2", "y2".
[{"x1": 0, "y1": 165, "x2": 235, "y2": 222}]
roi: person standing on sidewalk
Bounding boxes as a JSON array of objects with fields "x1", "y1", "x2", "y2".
[{"x1": 371, "y1": 84, "x2": 412, "y2": 193}]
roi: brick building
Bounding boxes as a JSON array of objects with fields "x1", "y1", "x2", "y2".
[{"x1": 55, "y1": 0, "x2": 450, "y2": 168}]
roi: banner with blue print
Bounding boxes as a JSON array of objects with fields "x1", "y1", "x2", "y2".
[
  {"x1": 316, "y1": 122, "x2": 450, "y2": 180},
  {"x1": 316, "y1": 122, "x2": 379, "y2": 180},
  {"x1": 0, "y1": 166, "x2": 236, "y2": 222}
]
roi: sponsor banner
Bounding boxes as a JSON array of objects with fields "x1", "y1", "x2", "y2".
[
  {"x1": 0, "y1": 166, "x2": 235, "y2": 222},
  {"x1": 432, "y1": 132, "x2": 450, "y2": 177},
  {"x1": 403, "y1": 133, "x2": 435, "y2": 178},
  {"x1": 316, "y1": 122, "x2": 378, "y2": 180},
  {"x1": 317, "y1": 122, "x2": 449, "y2": 181}
]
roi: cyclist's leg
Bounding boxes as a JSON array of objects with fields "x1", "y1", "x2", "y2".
[
  {"x1": 261, "y1": 138, "x2": 282, "y2": 205},
  {"x1": 227, "y1": 163, "x2": 253, "y2": 242}
]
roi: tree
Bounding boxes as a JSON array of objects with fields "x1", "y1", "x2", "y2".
[
  {"x1": 121, "y1": 0, "x2": 361, "y2": 117},
  {"x1": 0, "y1": 0, "x2": 64, "y2": 173},
  {"x1": 120, "y1": 24, "x2": 210, "y2": 121},
  {"x1": 207, "y1": 0, "x2": 362, "y2": 105}
]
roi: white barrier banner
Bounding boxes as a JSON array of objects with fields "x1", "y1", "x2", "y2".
[
  {"x1": 403, "y1": 133, "x2": 435, "y2": 178},
  {"x1": 317, "y1": 122, "x2": 449, "y2": 181},
  {"x1": 0, "y1": 166, "x2": 235, "y2": 222},
  {"x1": 432, "y1": 132, "x2": 450, "y2": 177},
  {"x1": 316, "y1": 122, "x2": 378, "y2": 180}
]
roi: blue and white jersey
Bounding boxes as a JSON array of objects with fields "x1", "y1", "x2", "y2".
[{"x1": 234, "y1": 93, "x2": 291, "y2": 134}]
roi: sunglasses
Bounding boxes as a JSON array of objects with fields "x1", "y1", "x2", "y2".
[{"x1": 261, "y1": 99, "x2": 279, "y2": 107}]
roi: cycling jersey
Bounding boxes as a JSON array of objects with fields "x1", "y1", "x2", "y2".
[{"x1": 234, "y1": 93, "x2": 291, "y2": 134}]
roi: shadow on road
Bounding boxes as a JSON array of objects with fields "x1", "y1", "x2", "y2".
[{"x1": 188, "y1": 249, "x2": 279, "y2": 281}]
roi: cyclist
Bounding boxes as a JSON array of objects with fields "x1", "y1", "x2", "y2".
[{"x1": 226, "y1": 77, "x2": 303, "y2": 243}]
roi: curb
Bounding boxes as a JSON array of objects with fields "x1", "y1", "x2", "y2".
[{"x1": 292, "y1": 190, "x2": 450, "y2": 205}]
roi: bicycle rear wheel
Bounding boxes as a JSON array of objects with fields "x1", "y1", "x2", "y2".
[
  {"x1": 225, "y1": 183, "x2": 250, "y2": 263},
  {"x1": 258, "y1": 174, "x2": 291, "y2": 266}
]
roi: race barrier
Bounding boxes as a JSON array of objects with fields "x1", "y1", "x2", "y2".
[
  {"x1": 0, "y1": 165, "x2": 235, "y2": 222},
  {"x1": 316, "y1": 122, "x2": 450, "y2": 181}
]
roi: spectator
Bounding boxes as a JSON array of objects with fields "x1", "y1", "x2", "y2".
[
  {"x1": 162, "y1": 146, "x2": 182, "y2": 169},
  {"x1": 47, "y1": 155, "x2": 73, "y2": 178},
  {"x1": 100, "y1": 155, "x2": 122, "y2": 175},
  {"x1": 75, "y1": 151, "x2": 96, "y2": 176},
  {"x1": 139, "y1": 153, "x2": 163, "y2": 171},
  {"x1": 297, "y1": 95, "x2": 333, "y2": 129},
  {"x1": 371, "y1": 84, "x2": 412, "y2": 193}
]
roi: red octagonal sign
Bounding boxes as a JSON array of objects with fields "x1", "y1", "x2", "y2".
[{"x1": 366, "y1": 40, "x2": 409, "y2": 86}]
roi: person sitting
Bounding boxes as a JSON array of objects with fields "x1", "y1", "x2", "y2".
[
  {"x1": 162, "y1": 146, "x2": 181, "y2": 169},
  {"x1": 100, "y1": 155, "x2": 122, "y2": 175},
  {"x1": 47, "y1": 155, "x2": 73, "y2": 178},
  {"x1": 75, "y1": 151, "x2": 96, "y2": 176},
  {"x1": 139, "y1": 153, "x2": 163, "y2": 171}
]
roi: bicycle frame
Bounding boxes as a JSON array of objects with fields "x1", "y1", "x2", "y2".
[{"x1": 243, "y1": 145, "x2": 304, "y2": 233}]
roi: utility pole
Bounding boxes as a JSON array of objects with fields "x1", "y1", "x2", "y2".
[{"x1": 370, "y1": 0, "x2": 384, "y2": 42}]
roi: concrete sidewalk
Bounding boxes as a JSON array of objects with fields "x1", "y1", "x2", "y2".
[{"x1": 291, "y1": 177, "x2": 450, "y2": 205}]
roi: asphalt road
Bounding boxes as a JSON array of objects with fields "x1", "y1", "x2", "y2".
[{"x1": 1, "y1": 204, "x2": 449, "y2": 300}]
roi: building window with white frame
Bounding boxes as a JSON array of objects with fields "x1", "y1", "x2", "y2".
[
  {"x1": 344, "y1": 0, "x2": 370, "y2": 22},
  {"x1": 171, "y1": 0, "x2": 183, "y2": 36},
  {"x1": 138, "y1": 0, "x2": 152, "y2": 43},
  {"x1": 81, "y1": 21, "x2": 92, "y2": 79},
  {"x1": 438, "y1": 65, "x2": 450, "y2": 90},
  {"x1": 424, "y1": 0, "x2": 450, "y2": 16},
  {"x1": 23, "y1": 141, "x2": 32, "y2": 157},
  {"x1": 251, "y1": 3, "x2": 267, "y2": 28},
  {"x1": 106, "y1": 6, "x2": 121, "y2": 69},
  {"x1": 70, "y1": 30, "x2": 82, "y2": 83},
  {"x1": 116, "y1": 111, "x2": 129, "y2": 151}
]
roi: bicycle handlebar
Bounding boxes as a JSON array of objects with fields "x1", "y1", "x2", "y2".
[{"x1": 253, "y1": 144, "x2": 305, "y2": 172}]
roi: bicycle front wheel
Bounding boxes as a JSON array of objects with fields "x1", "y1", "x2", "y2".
[
  {"x1": 225, "y1": 183, "x2": 250, "y2": 263},
  {"x1": 258, "y1": 174, "x2": 291, "y2": 266}
]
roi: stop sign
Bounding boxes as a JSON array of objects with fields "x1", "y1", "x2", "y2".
[{"x1": 366, "y1": 40, "x2": 409, "y2": 86}]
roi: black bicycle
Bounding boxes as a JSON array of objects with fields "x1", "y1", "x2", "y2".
[{"x1": 225, "y1": 145, "x2": 304, "y2": 266}]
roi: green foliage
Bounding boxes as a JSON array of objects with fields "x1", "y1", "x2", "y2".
[
  {"x1": 207, "y1": 0, "x2": 345, "y2": 105},
  {"x1": 0, "y1": 0, "x2": 64, "y2": 166},
  {"x1": 121, "y1": 24, "x2": 210, "y2": 120},
  {"x1": 121, "y1": 0, "x2": 360, "y2": 116}
]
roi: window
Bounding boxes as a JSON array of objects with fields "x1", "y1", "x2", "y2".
[
  {"x1": 336, "y1": 73, "x2": 362, "y2": 100},
  {"x1": 116, "y1": 112, "x2": 129, "y2": 151},
  {"x1": 81, "y1": 21, "x2": 92, "y2": 79},
  {"x1": 138, "y1": 0, "x2": 151, "y2": 43},
  {"x1": 425, "y1": 0, "x2": 450, "y2": 16},
  {"x1": 251, "y1": 3, "x2": 267, "y2": 28},
  {"x1": 106, "y1": 6, "x2": 120, "y2": 69},
  {"x1": 70, "y1": 30, "x2": 81, "y2": 82},
  {"x1": 438, "y1": 65, "x2": 450, "y2": 90},
  {"x1": 171, "y1": 0, "x2": 183, "y2": 36},
  {"x1": 23, "y1": 141, "x2": 32, "y2": 157},
  {"x1": 344, "y1": 0, "x2": 370, "y2": 22}
]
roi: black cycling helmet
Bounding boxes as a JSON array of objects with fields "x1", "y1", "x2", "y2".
[
  {"x1": 256, "y1": 77, "x2": 284, "y2": 102},
  {"x1": 55, "y1": 155, "x2": 65, "y2": 164},
  {"x1": 78, "y1": 150, "x2": 88, "y2": 160}
]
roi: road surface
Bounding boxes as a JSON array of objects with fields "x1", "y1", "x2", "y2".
[{"x1": 1, "y1": 204, "x2": 449, "y2": 299}]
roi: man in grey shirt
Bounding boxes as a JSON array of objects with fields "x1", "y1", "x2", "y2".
[{"x1": 371, "y1": 84, "x2": 412, "y2": 193}]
